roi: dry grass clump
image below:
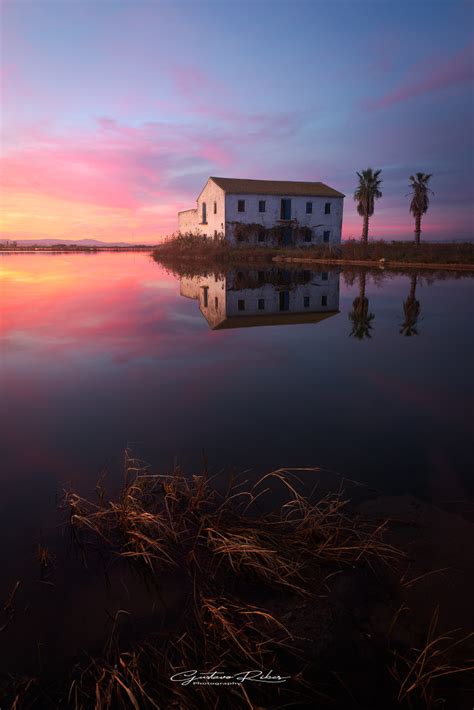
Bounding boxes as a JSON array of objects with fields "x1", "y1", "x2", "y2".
[
  {"x1": 0, "y1": 579, "x2": 21, "y2": 633},
  {"x1": 65, "y1": 460, "x2": 400, "y2": 593},
  {"x1": 389, "y1": 607, "x2": 474, "y2": 708},
  {"x1": 66, "y1": 594, "x2": 299, "y2": 709},
  {"x1": 206, "y1": 526, "x2": 307, "y2": 594},
  {"x1": 69, "y1": 648, "x2": 161, "y2": 710},
  {"x1": 5, "y1": 455, "x2": 471, "y2": 708},
  {"x1": 54, "y1": 457, "x2": 404, "y2": 707}
]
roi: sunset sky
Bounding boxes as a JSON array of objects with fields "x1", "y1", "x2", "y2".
[{"x1": 1, "y1": 0, "x2": 473, "y2": 243}]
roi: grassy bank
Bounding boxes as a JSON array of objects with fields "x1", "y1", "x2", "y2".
[
  {"x1": 153, "y1": 234, "x2": 474, "y2": 270},
  {"x1": 2, "y1": 457, "x2": 473, "y2": 708}
]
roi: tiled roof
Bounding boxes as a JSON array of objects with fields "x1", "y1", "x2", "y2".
[
  {"x1": 210, "y1": 177, "x2": 345, "y2": 198},
  {"x1": 212, "y1": 310, "x2": 339, "y2": 330}
]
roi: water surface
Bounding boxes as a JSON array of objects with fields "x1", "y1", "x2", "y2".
[
  {"x1": 1, "y1": 251, "x2": 473, "y2": 676},
  {"x1": 1, "y1": 252, "x2": 473, "y2": 498}
]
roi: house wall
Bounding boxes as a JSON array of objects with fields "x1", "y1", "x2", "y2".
[
  {"x1": 178, "y1": 180, "x2": 226, "y2": 237},
  {"x1": 177, "y1": 209, "x2": 199, "y2": 234},
  {"x1": 181, "y1": 269, "x2": 340, "y2": 330},
  {"x1": 180, "y1": 273, "x2": 227, "y2": 328},
  {"x1": 225, "y1": 269, "x2": 340, "y2": 315},
  {"x1": 224, "y1": 194, "x2": 344, "y2": 246},
  {"x1": 195, "y1": 180, "x2": 226, "y2": 237},
  {"x1": 180, "y1": 275, "x2": 205, "y2": 299}
]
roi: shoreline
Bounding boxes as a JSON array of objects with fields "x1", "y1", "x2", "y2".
[
  {"x1": 153, "y1": 251, "x2": 474, "y2": 274},
  {"x1": 272, "y1": 256, "x2": 474, "y2": 271},
  {"x1": 152, "y1": 237, "x2": 474, "y2": 273},
  {"x1": 0, "y1": 247, "x2": 155, "y2": 254}
]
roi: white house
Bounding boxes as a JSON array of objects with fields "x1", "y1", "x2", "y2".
[
  {"x1": 180, "y1": 267, "x2": 340, "y2": 330},
  {"x1": 178, "y1": 177, "x2": 345, "y2": 247}
]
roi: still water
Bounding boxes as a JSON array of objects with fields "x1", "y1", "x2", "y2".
[
  {"x1": 1, "y1": 252, "x2": 473, "y2": 503},
  {"x1": 0, "y1": 251, "x2": 473, "y2": 677}
]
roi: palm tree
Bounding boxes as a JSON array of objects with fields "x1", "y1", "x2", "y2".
[
  {"x1": 408, "y1": 173, "x2": 433, "y2": 246},
  {"x1": 353, "y1": 168, "x2": 383, "y2": 243},
  {"x1": 349, "y1": 270, "x2": 375, "y2": 339},
  {"x1": 400, "y1": 274, "x2": 421, "y2": 336}
]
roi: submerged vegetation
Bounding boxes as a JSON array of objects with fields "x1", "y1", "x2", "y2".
[{"x1": 2, "y1": 454, "x2": 473, "y2": 708}]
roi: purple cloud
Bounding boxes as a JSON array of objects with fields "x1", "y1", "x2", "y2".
[{"x1": 365, "y1": 42, "x2": 474, "y2": 110}]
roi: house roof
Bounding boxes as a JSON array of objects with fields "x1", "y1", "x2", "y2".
[
  {"x1": 210, "y1": 177, "x2": 345, "y2": 198},
  {"x1": 211, "y1": 310, "x2": 339, "y2": 330}
]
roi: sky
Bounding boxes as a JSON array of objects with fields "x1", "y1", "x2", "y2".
[{"x1": 0, "y1": 0, "x2": 473, "y2": 243}]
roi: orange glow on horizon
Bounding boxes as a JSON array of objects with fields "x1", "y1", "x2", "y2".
[{"x1": 0, "y1": 190, "x2": 179, "y2": 243}]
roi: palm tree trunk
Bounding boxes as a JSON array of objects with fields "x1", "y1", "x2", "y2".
[
  {"x1": 414, "y1": 214, "x2": 421, "y2": 246},
  {"x1": 409, "y1": 274, "x2": 417, "y2": 301},
  {"x1": 359, "y1": 270, "x2": 366, "y2": 300},
  {"x1": 362, "y1": 214, "x2": 369, "y2": 243}
]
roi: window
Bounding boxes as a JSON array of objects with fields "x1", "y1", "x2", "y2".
[
  {"x1": 203, "y1": 286, "x2": 209, "y2": 308},
  {"x1": 238, "y1": 199, "x2": 245, "y2": 212},
  {"x1": 215, "y1": 297, "x2": 219, "y2": 309},
  {"x1": 202, "y1": 202, "x2": 207, "y2": 224},
  {"x1": 304, "y1": 296, "x2": 310, "y2": 308},
  {"x1": 258, "y1": 270, "x2": 265, "y2": 282},
  {"x1": 322, "y1": 272, "x2": 328, "y2": 281},
  {"x1": 280, "y1": 198, "x2": 292, "y2": 220},
  {"x1": 323, "y1": 230, "x2": 330, "y2": 243},
  {"x1": 213, "y1": 201, "x2": 217, "y2": 214},
  {"x1": 306, "y1": 202, "x2": 312, "y2": 214},
  {"x1": 304, "y1": 231, "x2": 312, "y2": 243},
  {"x1": 238, "y1": 299, "x2": 245, "y2": 311},
  {"x1": 259, "y1": 200, "x2": 266, "y2": 213},
  {"x1": 257, "y1": 228, "x2": 265, "y2": 243},
  {"x1": 321, "y1": 295, "x2": 328, "y2": 306},
  {"x1": 258, "y1": 298, "x2": 265, "y2": 310},
  {"x1": 324, "y1": 202, "x2": 331, "y2": 214}
]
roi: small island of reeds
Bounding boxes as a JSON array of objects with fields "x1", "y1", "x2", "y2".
[{"x1": 152, "y1": 233, "x2": 474, "y2": 273}]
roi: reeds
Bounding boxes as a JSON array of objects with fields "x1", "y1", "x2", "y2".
[
  {"x1": 55, "y1": 463, "x2": 407, "y2": 707},
  {"x1": 4, "y1": 459, "x2": 471, "y2": 708},
  {"x1": 0, "y1": 579, "x2": 20, "y2": 633},
  {"x1": 153, "y1": 234, "x2": 474, "y2": 271},
  {"x1": 65, "y1": 464, "x2": 400, "y2": 589},
  {"x1": 390, "y1": 606, "x2": 474, "y2": 707}
]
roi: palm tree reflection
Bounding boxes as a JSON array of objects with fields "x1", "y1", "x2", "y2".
[
  {"x1": 349, "y1": 270, "x2": 375, "y2": 339},
  {"x1": 400, "y1": 273, "x2": 421, "y2": 337}
]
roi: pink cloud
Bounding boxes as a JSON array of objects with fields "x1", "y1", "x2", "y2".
[
  {"x1": 365, "y1": 43, "x2": 474, "y2": 110},
  {"x1": 1, "y1": 81, "x2": 305, "y2": 241},
  {"x1": 0, "y1": 118, "x2": 235, "y2": 210}
]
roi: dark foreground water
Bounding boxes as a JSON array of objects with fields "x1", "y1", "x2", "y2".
[{"x1": 0, "y1": 252, "x2": 473, "y2": 679}]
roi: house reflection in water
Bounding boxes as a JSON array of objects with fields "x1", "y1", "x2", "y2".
[{"x1": 180, "y1": 267, "x2": 340, "y2": 329}]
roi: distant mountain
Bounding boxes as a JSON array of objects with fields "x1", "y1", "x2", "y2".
[{"x1": 0, "y1": 238, "x2": 155, "y2": 247}]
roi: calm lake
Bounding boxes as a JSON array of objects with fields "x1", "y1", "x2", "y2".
[{"x1": 0, "y1": 252, "x2": 473, "y2": 677}]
